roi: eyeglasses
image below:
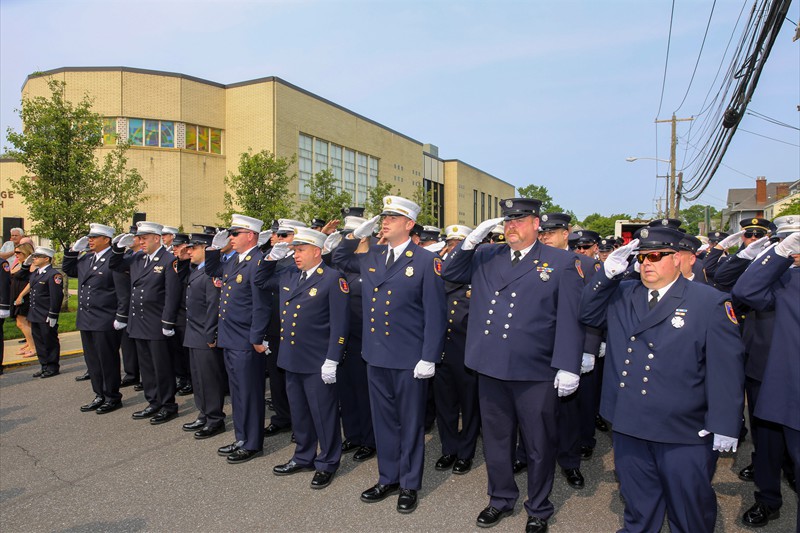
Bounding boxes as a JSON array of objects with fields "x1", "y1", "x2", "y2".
[
  {"x1": 576, "y1": 244, "x2": 595, "y2": 250},
  {"x1": 636, "y1": 251, "x2": 676, "y2": 264},
  {"x1": 743, "y1": 230, "x2": 766, "y2": 239},
  {"x1": 229, "y1": 230, "x2": 253, "y2": 237},
  {"x1": 275, "y1": 233, "x2": 291, "y2": 238}
]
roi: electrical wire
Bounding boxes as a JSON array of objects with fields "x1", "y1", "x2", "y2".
[
  {"x1": 674, "y1": 0, "x2": 718, "y2": 114},
  {"x1": 656, "y1": 0, "x2": 676, "y2": 120},
  {"x1": 746, "y1": 109, "x2": 800, "y2": 130},
  {"x1": 738, "y1": 128, "x2": 800, "y2": 146}
]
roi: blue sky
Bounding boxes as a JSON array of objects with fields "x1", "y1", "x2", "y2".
[{"x1": 1, "y1": 0, "x2": 797, "y2": 220}]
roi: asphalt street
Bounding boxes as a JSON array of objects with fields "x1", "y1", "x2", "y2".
[{"x1": 0, "y1": 354, "x2": 796, "y2": 533}]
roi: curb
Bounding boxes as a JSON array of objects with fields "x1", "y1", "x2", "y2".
[{"x1": 2, "y1": 350, "x2": 84, "y2": 369}]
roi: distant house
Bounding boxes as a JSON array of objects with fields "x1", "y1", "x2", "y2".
[{"x1": 723, "y1": 177, "x2": 797, "y2": 230}]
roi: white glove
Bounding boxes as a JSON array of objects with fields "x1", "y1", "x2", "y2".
[
  {"x1": 775, "y1": 232, "x2": 800, "y2": 258},
  {"x1": 463, "y1": 217, "x2": 505, "y2": 251},
  {"x1": 413, "y1": 360, "x2": 436, "y2": 379},
  {"x1": 604, "y1": 238, "x2": 639, "y2": 277},
  {"x1": 211, "y1": 230, "x2": 230, "y2": 249},
  {"x1": 267, "y1": 242, "x2": 290, "y2": 261},
  {"x1": 258, "y1": 230, "x2": 273, "y2": 246},
  {"x1": 323, "y1": 232, "x2": 343, "y2": 254},
  {"x1": 113, "y1": 233, "x2": 134, "y2": 248},
  {"x1": 699, "y1": 430, "x2": 738, "y2": 452},
  {"x1": 262, "y1": 340, "x2": 271, "y2": 355},
  {"x1": 426, "y1": 241, "x2": 446, "y2": 253},
  {"x1": 554, "y1": 369, "x2": 580, "y2": 397},
  {"x1": 353, "y1": 215, "x2": 381, "y2": 240},
  {"x1": 736, "y1": 236, "x2": 770, "y2": 260},
  {"x1": 113, "y1": 320, "x2": 127, "y2": 330},
  {"x1": 598, "y1": 342, "x2": 606, "y2": 358},
  {"x1": 46, "y1": 317, "x2": 58, "y2": 328},
  {"x1": 698, "y1": 243, "x2": 710, "y2": 254},
  {"x1": 580, "y1": 353, "x2": 595, "y2": 374},
  {"x1": 23, "y1": 255, "x2": 34, "y2": 267},
  {"x1": 718, "y1": 230, "x2": 744, "y2": 249},
  {"x1": 71, "y1": 236, "x2": 89, "y2": 252},
  {"x1": 162, "y1": 328, "x2": 175, "y2": 337},
  {"x1": 0, "y1": 309, "x2": 10, "y2": 319},
  {"x1": 321, "y1": 359, "x2": 338, "y2": 384}
]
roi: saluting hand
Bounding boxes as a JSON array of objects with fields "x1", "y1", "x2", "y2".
[
  {"x1": 268, "y1": 242, "x2": 290, "y2": 261},
  {"x1": 258, "y1": 230, "x2": 273, "y2": 246},
  {"x1": 736, "y1": 236, "x2": 770, "y2": 261},
  {"x1": 717, "y1": 230, "x2": 744, "y2": 250},
  {"x1": 113, "y1": 233, "x2": 135, "y2": 248},
  {"x1": 775, "y1": 231, "x2": 800, "y2": 258},
  {"x1": 211, "y1": 230, "x2": 229, "y2": 249},
  {"x1": 353, "y1": 215, "x2": 381, "y2": 240},
  {"x1": 463, "y1": 217, "x2": 504, "y2": 251},
  {"x1": 71, "y1": 236, "x2": 89, "y2": 252},
  {"x1": 603, "y1": 238, "x2": 638, "y2": 278}
]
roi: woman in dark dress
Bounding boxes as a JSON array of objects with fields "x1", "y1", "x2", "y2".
[{"x1": 10, "y1": 242, "x2": 35, "y2": 357}]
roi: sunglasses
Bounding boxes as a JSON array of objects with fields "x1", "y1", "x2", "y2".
[
  {"x1": 636, "y1": 251, "x2": 676, "y2": 264},
  {"x1": 743, "y1": 230, "x2": 766, "y2": 239},
  {"x1": 229, "y1": 230, "x2": 253, "y2": 237},
  {"x1": 275, "y1": 233, "x2": 291, "y2": 238},
  {"x1": 14, "y1": 250, "x2": 22, "y2": 254},
  {"x1": 576, "y1": 244, "x2": 595, "y2": 250}
]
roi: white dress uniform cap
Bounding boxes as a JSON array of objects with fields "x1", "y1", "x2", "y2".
[
  {"x1": 33, "y1": 246, "x2": 56, "y2": 258},
  {"x1": 87, "y1": 223, "x2": 115, "y2": 238},
  {"x1": 343, "y1": 216, "x2": 367, "y2": 231},
  {"x1": 445, "y1": 224, "x2": 473, "y2": 240},
  {"x1": 135, "y1": 221, "x2": 164, "y2": 236},
  {"x1": 492, "y1": 224, "x2": 505, "y2": 235},
  {"x1": 277, "y1": 219, "x2": 306, "y2": 234},
  {"x1": 381, "y1": 195, "x2": 421, "y2": 221},
  {"x1": 161, "y1": 226, "x2": 179, "y2": 235},
  {"x1": 773, "y1": 215, "x2": 800, "y2": 235},
  {"x1": 292, "y1": 227, "x2": 327, "y2": 248},
  {"x1": 230, "y1": 214, "x2": 264, "y2": 233}
]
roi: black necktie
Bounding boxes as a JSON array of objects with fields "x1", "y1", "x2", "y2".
[
  {"x1": 144, "y1": 256, "x2": 150, "y2": 268},
  {"x1": 386, "y1": 250, "x2": 395, "y2": 268},
  {"x1": 90, "y1": 255, "x2": 97, "y2": 268},
  {"x1": 512, "y1": 250, "x2": 521, "y2": 266},
  {"x1": 649, "y1": 290, "x2": 659, "y2": 310},
  {"x1": 299, "y1": 271, "x2": 307, "y2": 283}
]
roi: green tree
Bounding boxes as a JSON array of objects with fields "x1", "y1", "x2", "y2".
[
  {"x1": 776, "y1": 197, "x2": 800, "y2": 217},
  {"x1": 580, "y1": 213, "x2": 632, "y2": 237},
  {"x1": 413, "y1": 186, "x2": 440, "y2": 227},
  {"x1": 678, "y1": 204, "x2": 720, "y2": 234},
  {"x1": 6, "y1": 78, "x2": 145, "y2": 250},
  {"x1": 296, "y1": 168, "x2": 353, "y2": 224},
  {"x1": 365, "y1": 176, "x2": 398, "y2": 217},
  {"x1": 219, "y1": 149, "x2": 295, "y2": 225},
  {"x1": 517, "y1": 183, "x2": 570, "y2": 216}
]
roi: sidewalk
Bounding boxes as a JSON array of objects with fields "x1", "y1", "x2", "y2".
[{"x1": 2, "y1": 330, "x2": 83, "y2": 368}]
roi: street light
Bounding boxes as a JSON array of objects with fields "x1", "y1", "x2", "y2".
[
  {"x1": 625, "y1": 156, "x2": 670, "y2": 163},
  {"x1": 626, "y1": 156, "x2": 680, "y2": 216}
]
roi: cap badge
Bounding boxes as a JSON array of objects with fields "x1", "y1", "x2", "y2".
[
  {"x1": 661, "y1": 219, "x2": 668, "y2": 225},
  {"x1": 386, "y1": 198, "x2": 392, "y2": 204},
  {"x1": 641, "y1": 229, "x2": 649, "y2": 238},
  {"x1": 541, "y1": 214, "x2": 548, "y2": 222},
  {"x1": 577, "y1": 231, "x2": 583, "y2": 236},
  {"x1": 505, "y1": 200, "x2": 513, "y2": 208},
  {"x1": 752, "y1": 218, "x2": 758, "y2": 224}
]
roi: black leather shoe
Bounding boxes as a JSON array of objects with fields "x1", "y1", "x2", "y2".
[
  {"x1": 525, "y1": 515, "x2": 548, "y2": 533},
  {"x1": 182, "y1": 419, "x2": 206, "y2": 432},
  {"x1": 40, "y1": 370, "x2": 60, "y2": 378},
  {"x1": 476, "y1": 506, "x2": 512, "y2": 528},
  {"x1": 739, "y1": 463, "x2": 754, "y2": 482},
  {"x1": 133, "y1": 383, "x2": 144, "y2": 392},
  {"x1": 310, "y1": 470, "x2": 334, "y2": 489},
  {"x1": 563, "y1": 468, "x2": 585, "y2": 489},
  {"x1": 149, "y1": 410, "x2": 178, "y2": 425},
  {"x1": 227, "y1": 448, "x2": 262, "y2": 464},
  {"x1": 453, "y1": 458, "x2": 473, "y2": 475},
  {"x1": 595, "y1": 415, "x2": 609, "y2": 432},
  {"x1": 742, "y1": 501, "x2": 779, "y2": 527},
  {"x1": 342, "y1": 439, "x2": 359, "y2": 453},
  {"x1": 360, "y1": 483, "x2": 400, "y2": 503},
  {"x1": 397, "y1": 488, "x2": 418, "y2": 514},
  {"x1": 217, "y1": 442, "x2": 241, "y2": 456},
  {"x1": 435, "y1": 454, "x2": 457, "y2": 471},
  {"x1": 80, "y1": 396, "x2": 105, "y2": 412},
  {"x1": 120, "y1": 377, "x2": 138, "y2": 388},
  {"x1": 580, "y1": 445, "x2": 594, "y2": 459},
  {"x1": 273, "y1": 460, "x2": 314, "y2": 476},
  {"x1": 353, "y1": 446, "x2": 376, "y2": 462},
  {"x1": 195, "y1": 425, "x2": 225, "y2": 440},
  {"x1": 32, "y1": 370, "x2": 44, "y2": 378},
  {"x1": 132, "y1": 406, "x2": 159, "y2": 419},
  {"x1": 513, "y1": 459, "x2": 527, "y2": 474},
  {"x1": 74, "y1": 371, "x2": 90, "y2": 381},
  {"x1": 264, "y1": 423, "x2": 291, "y2": 436},
  {"x1": 176, "y1": 384, "x2": 193, "y2": 396},
  {"x1": 95, "y1": 400, "x2": 122, "y2": 414}
]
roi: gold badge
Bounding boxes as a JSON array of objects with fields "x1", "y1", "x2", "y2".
[
  {"x1": 317, "y1": 268, "x2": 324, "y2": 274},
  {"x1": 309, "y1": 288, "x2": 318, "y2": 297},
  {"x1": 405, "y1": 251, "x2": 413, "y2": 257},
  {"x1": 466, "y1": 289, "x2": 471, "y2": 298},
  {"x1": 405, "y1": 266, "x2": 414, "y2": 277},
  {"x1": 236, "y1": 274, "x2": 243, "y2": 284},
  {"x1": 245, "y1": 255, "x2": 251, "y2": 261}
]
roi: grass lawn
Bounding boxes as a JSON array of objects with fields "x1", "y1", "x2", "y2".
[{"x1": 3, "y1": 311, "x2": 78, "y2": 340}]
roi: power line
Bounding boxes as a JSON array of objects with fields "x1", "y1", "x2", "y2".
[
  {"x1": 674, "y1": 0, "x2": 718, "y2": 114},
  {"x1": 738, "y1": 128, "x2": 800, "y2": 146},
  {"x1": 746, "y1": 109, "x2": 800, "y2": 130},
  {"x1": 655, "y1": 0, "x2": 676, "y2": 119}
]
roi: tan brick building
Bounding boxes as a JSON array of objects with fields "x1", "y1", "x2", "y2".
[{"x1": 1, "y1": 67, "x2": 513, "y2": 239}]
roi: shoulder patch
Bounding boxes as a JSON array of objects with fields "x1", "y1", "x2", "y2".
[
  {"x1": 173, "y1": 259, "x2": 178, "y2": 273},
  {"x1": 2, "y1": 261, "x2": 8, "y2": 272},
  {"x1": 433, "y1": 257, "x2": 443, "y2": 276},
  {"x1": 575, "y1": 259, "x2": 584, "y2": 279},
  {"x1": 213, "y1": 277, "x2": 223, "y2": 288},
  {"x1": 594, "y1": 262, "x2": 601, "y2": 272},
  {"x1": 54, "y1": 273, "x2": 63, "y2": 284},
  {"x1": 724, "y1": 301, "x2": 738, "y2": 325},
  {"x1": 339, "y1": 278, "x2": 350, "y2": 293}
]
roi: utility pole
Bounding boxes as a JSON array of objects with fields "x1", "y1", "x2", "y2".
[{"x1": 655, "y1": 114, "x2": 693, "y2": 218}]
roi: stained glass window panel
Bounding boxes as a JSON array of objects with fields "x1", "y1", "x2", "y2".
[
  {"x1": 160, "y1": 122, "x2": 174, "y2": 148},
  {"x1": 144, "y1": 120, "x2": 159, "y2": 147},
  {"x1": 185, "y1": 125, "x2": 197, "y2": 151},
  {"x1": 198, "y1": 127, "x2": 209, "y2": 152},
  {"x1": 210, "y1": 128, "x2": 221, "y2": 154},
  {"x1": 128, "y1": 118, "x2": 143, "y2": 146},
  {"x1": 102, "y1": 118, "x2": 117, "y2": 145}
]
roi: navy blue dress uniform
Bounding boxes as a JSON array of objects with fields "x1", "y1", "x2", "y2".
[
  {"x1": 62, "y1": 224, "x2": 127, "y2": 411},
  {"x1": 256, "y1": 229, "x2": 350, "y2": 478},
  {"x1": 580, "y1": 226, "x2": 745, "y2": 533},
  {"x1": 332, "y1": 201, "x2": 447, "y2": 497},
  {"x1": 0, "y1": 256, "x2": 10, "y2": 371},
  {"x1": 116, "y1": 229, "x2": 140, "y2": 387},
  {"x1": 442, "y1": 200, "x2": 585, "y2": 525},
  {"x1": 27, "y1": 248, "x2": 64, "y2": 377},
  {"x1": 177, "y1": 234, "x2": 227, "y2": 437},
  {"x1": 108, "y1": 224, "x2": 181, "y2": 420},
  {"x1": 204, "y1": 215, "x2": 271, "y2": 457},
  {"x1": 170, "y1": 233, "x2": 193, "y2": 395}
]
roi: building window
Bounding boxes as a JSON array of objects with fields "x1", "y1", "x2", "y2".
[
  {"x1": 210, "y1": 128, "x2": 221, "y2": 154},
  {"x1": 331, "y1": 144, "x2": 343, "y2": 190},
  {"x1": 314, "y1": 139, "x2": 329, "y2": 176},
  {"x1": 298, "y1": 133, "x2": 313, "y2": 200},
  {"x1": 102, "y1": 118, "x2": 117, "y2": 145},
  {"x1": 344, "y1": 148, "x2": 356, "y2": 199},
  {"x1": 185, "y1": 125, "x2": 197, "y2": 150},
  {"x1": 473, "y1": 190, "x2": 478, "y2": 225},
  {"x1": 198, "y1": 126, "x2": 209, "y2": 152},
  {"x1": 161, "y1": 122, "x2": 175, "y2": 148},
  {"x1": 357, "y1": 153, "x2": 368, "y2": 205},
  {"x1": 368, "y1": 156, "x2": 378, "y2": 191},
  {"x1": 144, "y1": 120, "x2": 159, "y2": 147},
  {"x1": 481, "y1": 192, "x2": 485, "y2": 221},
  {"x1": 128, "y1": 118, "x2": 143, "y2": 146}
]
